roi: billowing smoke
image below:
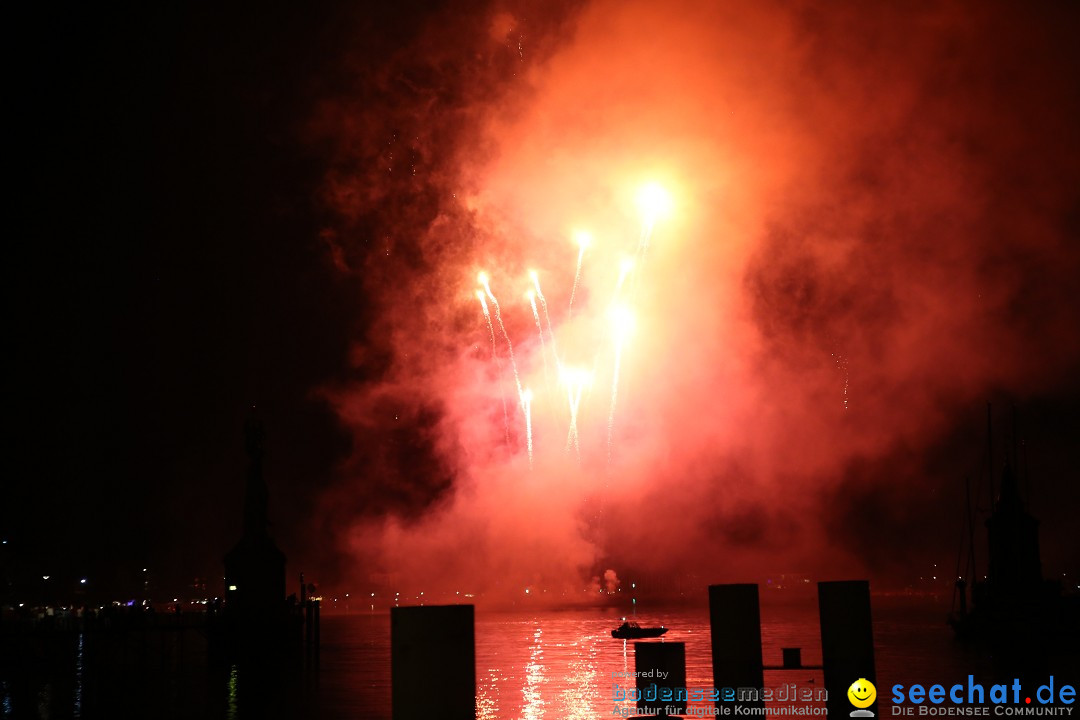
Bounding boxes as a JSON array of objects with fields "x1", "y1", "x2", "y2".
[
  {"x1": 603, "y1": 569, "x2": 620, "y2": 595},
  {"x1": 310, "y1": 0, "x2": 1080, "y2": 603}
]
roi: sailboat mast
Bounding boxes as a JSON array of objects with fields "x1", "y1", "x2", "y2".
[
  {"x1": 987, "y1": 403, "x2": 996, "y2": 508},
  {"x1": 965, "y1": 474, "x2": 976, "y2": 581}
]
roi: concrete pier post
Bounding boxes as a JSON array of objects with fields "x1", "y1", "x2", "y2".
[
  {"x1": 635, "y1": 641, "x2": 687, "y2": 716},
  {"x1": 709, "y1": 584, "x2": 765, "y2": 713},
  {"x1": 818, "y1": 581, "x2": 876, "y2": 719}
]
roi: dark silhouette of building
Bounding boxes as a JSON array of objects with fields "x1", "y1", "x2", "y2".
[{"x1": 224, "y1": 418, "x2": 286, "y2": 624}]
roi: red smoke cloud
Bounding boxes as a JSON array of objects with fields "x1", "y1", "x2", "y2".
[{"x1": 310, "y1": 1, "x2": 1080, "y2": 602}]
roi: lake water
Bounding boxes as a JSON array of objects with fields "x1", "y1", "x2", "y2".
[{"x1": 2, "y1": 595, "x2": 1075, "y2": 718}]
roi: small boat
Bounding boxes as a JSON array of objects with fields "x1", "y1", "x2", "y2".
[{"x1": 611, "y1": 621, "x2": 668, "y2": 639}]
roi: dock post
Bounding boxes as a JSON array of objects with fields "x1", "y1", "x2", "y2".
[
  {"x1": 635, "y1": 641, "x2": 687, "y2": 716},
  {"x1": 819, "y1": 580, "x2": 876, "y2": 719},
  {"x1": 709, "y1": 583, "x2": 765, "y2": 713}
]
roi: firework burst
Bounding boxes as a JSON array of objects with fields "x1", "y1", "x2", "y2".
[{"x1": 473, "y1": 184, "x2": 669, "y2": 468}]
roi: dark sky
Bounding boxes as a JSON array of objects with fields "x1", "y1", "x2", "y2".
[
  {"x1": 4, "y1": 1, "x2": 1080, "y2": 604},
  {"x1": 4, "y1": 1, "x2": 394, "y2": 598}
]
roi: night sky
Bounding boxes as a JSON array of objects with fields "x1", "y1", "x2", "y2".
[
  {"x1": 5, "y1": 1, "x2": 1080, "y2": 605},
  {"x1": 6, "y1": 1, "x2": 368, "y2": 598}
]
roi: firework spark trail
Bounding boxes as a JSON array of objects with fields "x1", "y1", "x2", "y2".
[
  {"x1": 565, "y1": 384, "x2": 582, "y2": 457},
  {"x1": 477, "y1": 290, "x2": 496, "y2": 349},
  {"x1": 527, "y1": 290, "x2": 550, "y2": 386},
  {"x1": 472, "y1": 186, "x2": 669, "y2": 463},
  {"x1": 607, "y1": 307, "x2": 633, "y2": 461},
  {"x1": 630, "y1": 184, "x2": 670, "y2": 297},
  {"x1": 520, "y1": 388, "x2": 534, "y2": 468},
  {"x1": 638, "y1": 222, "x2": 656, "y2": 254},
  {"x1": 562, "y1": 367, "x2": 589, "y2": 460},
  {"x1": 607, "y1": 346, "x2": 623, "y2": 459},
  {"x1": 478, "y1": 290, "x2": 511, "y2": 444},
  {"x1": 530, "y1": 269, "x2": 565, "y2": 427},
  {"x1": 563, "y1": 370, "x2": 578, "y2": 453},
  {"x1": 530, "y1": 271, "x2": 559, "y2": 364},
  {"x1": 833, "y1": 353, "x2": 851, "y2": 411},
  {"x1": 568, "y1": 231, "x2": 590, "y2": 319},
  {"x1": 479, "y1": 273, "x2": 523, "y2": 398}
]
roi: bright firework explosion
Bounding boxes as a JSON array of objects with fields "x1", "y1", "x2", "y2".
[
  {"x1": 474, "y1": 185, "x2": 668, "y2": 468},
  {"x1": 316, "y1": 0, "x2": 1080, "y2": 603}
]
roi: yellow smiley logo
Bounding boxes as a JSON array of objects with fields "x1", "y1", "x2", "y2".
[{"x1": 848, "y1": 678, "x2": 877, "y2": 709}]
